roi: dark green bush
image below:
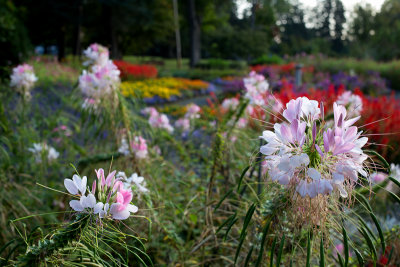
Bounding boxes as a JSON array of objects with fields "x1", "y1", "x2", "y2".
[{"x1": 251, "y1": 54, "x2": 283, "y2": 65}]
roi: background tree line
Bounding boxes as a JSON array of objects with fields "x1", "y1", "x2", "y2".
[{"x1": 1, "y1": 0, "x2": 400, "y2": 69}]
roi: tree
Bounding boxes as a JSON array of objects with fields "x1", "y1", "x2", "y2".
[{"x1": 188, "y1": 0, "x2": 201, "y2": 67}]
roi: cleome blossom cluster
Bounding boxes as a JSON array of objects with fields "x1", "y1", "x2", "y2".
[
  {"x1": 118, "y1": 134, "x2": 148, "y2": 159},
  {"x1": 175, "y1": 103, "x2": 201, "y2": 131},
  {"x1": 243, "y1": 71, "x2": 269, "y2": 106},
  {"x1": 260, "y1": 96, "x2": 368, "y2": 199},
  {"x1": 29, "y1": 143, "x2": 59, "y2": 163},
  {"x1": 10, "y1": 64, "x2": 38, "y2": 100},
  {"x1": 64, "y1": 168, "x2": 140, "y2": 220},
  {"x1": 142, "y1": 107, "x2": 174, "y2": 133},
  {"x1": 79, "y1": 44, "x2": 120, "y2": 109}
]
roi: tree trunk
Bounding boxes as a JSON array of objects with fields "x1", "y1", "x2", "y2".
[
  {"x1": 57, "y1": 25, "x2": 66, "y2": 62},
  {"x1": 188, "y1": 0, "x2": 201, "y2": 68},
  {"x1": 173, "y1": 0, "x2": 182, "y2": 68},
  {"x1": 73, "y1": 1, "x2": 83, "y2": 56},
  {"x1": 103, "y1": 4, "x2": 121, "y2": 59}
]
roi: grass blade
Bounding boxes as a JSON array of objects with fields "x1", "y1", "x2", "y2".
[
  {"x1": 359, "y1": 227, "x2": 377, "y2": 260},
  {"x1": 319, "y1": 237, "x2": 325, "y2": 267},
  {"x1": 388, "y1": 176, "x2": 400, "y2": 189},
  {"x1": 269, "y1": 237, "x2": 277, "y2": 267},
  {"x1": 276, "y1": 234, "x2": 285, "y2": 266},
  {"x1": 244, "y1": 245, "x2": 254, "y2": 267},
  {"x1": 388, "y1": 191, "x2": 400, "y2": 204},
  {"x1": 237, "y1": 165, "x2": 250, "y2": 192},
  {"x1": 306, "y1": 232, "x2": 311, "y2": 267},
  {"x1": 214, "y1": 189, "x2": 233, "y2": 212},
  {"x1": 241, "y1": 203, "x2": 256, "y2": 239},
  {"x1": 370, "y1": 212, "x2": 386, "y2": 254},
  {"x1": 342, "y1": 226, "x2": 349, "y2": 267},
  {"x1": 353, "y1": 248, "x2": 364, "y2": 266},
  {"x1": 255, "y1": 219, "x2": 272, "y2": 267}
]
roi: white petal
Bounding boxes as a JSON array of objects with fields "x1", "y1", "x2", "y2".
[
  {"x1": 127, "y1": 204, "x2": 138, "y2": 213},
  {"x1": 296, "y1": 180, "x2": 308, "y2": 197},
  {"x1": 64, "y1": 179, "x2": 79, "y2": 195},
  {"x1": 260, "y1": 130, "x2": 276, "y2": 142},
  {"x1": 307, "y1": 182, "x2": 318, "y2": 198},
  {"x1": 307, "y1": 168, "x2": 321, "y2": 180},
  {"x1": 70, "y1": 200, "x2": 84, "y2": 211},
  {"x1": 72, "y1": 174, "x2": 82, "y2": 188},
  {"x1": 99, "y1": 210, "x2": 106, "y2": 218},
  {"x1": 85, "y1": 194, "x2": 96, "y2": 208},
  {"x1": 94, "y1": 202, "x2": 104, "y2": 214},
  {"x1": 333, "y1": 172, "x2": 344, "y2": 184},
  {"x1": 104, "y1": 203, "x2": 110, "y2": 212},
  {"x1": 260, "y1": 145, "x2": 278, "y2": 155},
  {"x1": 337, "y1": 184, "x2": 348, "y2": 198},
  {"x1": 80, "y1": 176, "x2": 87, "y2": 195},
  {"x1": 110, "y1": 203, "x2": 130, "y2": 220}
]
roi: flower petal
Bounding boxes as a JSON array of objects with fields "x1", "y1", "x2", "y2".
[
  {"x1": 94, "y1": 202, "x2": 104, "y2": 214},
  {"x1": 70, "y1": 200, "x2": 84, "y2": 211},
  {"x1": 64, "y1": 179, "x2": 79, "y2": 195}
]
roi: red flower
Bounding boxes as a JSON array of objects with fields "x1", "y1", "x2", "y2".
[{"x1": 113, "y1": 60, "x2": 157, "y2": 80}]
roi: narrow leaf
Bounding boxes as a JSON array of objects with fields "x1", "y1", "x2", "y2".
[
  {"x1": 342, "y1": 225, "x2": 349, "y2": 267},
  {"x1": 269, "y1": 237, "x2": 277, "y2": 267},
  {"x1": 244, "y1": 245, "x2": 254, "y2": 267},
  {"x1": 306, "y1": 232, "x2": 311, "y2": 267},
  {"x1": 353, "y1": 248, "x2": 364, "y2": 266},
  {"x1": 276, "y1": 234, "x2": 285, "y2": 266},
  {"x1": 370, "y1": 212, "x2": 386, "y2": 254},
  {"x1": 214, "y1": 189, "x2": 233, "y2": 212},
  {"x1": 237, "y1": 165, "x2": 250, "y2": 192},
  {"x1": 255, "y1": 219, "x2": 272, "y2": 267},
  {"x1": 388, "y1": 176, "x2": 400, "y2": 189},
  {"x1": 319, "y1": 237, "x2": 325, "y2": 267}
]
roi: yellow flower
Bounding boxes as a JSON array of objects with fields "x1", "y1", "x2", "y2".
[{"x1": 120, "y1": 78, "x2": 209, "y2": 99}]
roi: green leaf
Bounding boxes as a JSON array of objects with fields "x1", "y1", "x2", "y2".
[
  {"x1": 319, "y1": 237, "x2": 325, "y2": 267},
  {"x1": 353, "y1": 248, "x2": 364, "y2": 266},
  {"x1": 234, "y1": 231, "x2": 247, "y2": 264},
  {"x1": 241, "y1": 203, "x2": 256, "y2": 239},
  {"x1": 216, "y1": 213, "x2": 236, "y2": 234},
  {"x1": 388, "y1": 191, "x2": 400, "y2": 205},
  {"x1": 388, "y1": 176, "x2": 400, "y2": 189},
  {"x1": 244, "y1": 245, "x2": 254, "y2": 267},
  {"x1": 364, "y1": 150, "x2": 389, "y2": 169},
  {"x1": 359, "y1": 227, "x2": 377, "y2": 260},
  {"x1": 342, "y1": 226, "x2": 349, "y2": 267},
  {"x1": 269, "y1": 237, "x2": 277, "y2": 267},
  {"x1": 255, "y1": 219, "x2": 271, "y2": 267},
  {"x1": 276, "y1": 234, "x2": 285, "y2": 266},
  {"x1": 387, "y1": 246, "x2": 394, "y2": 265},
  {"x1": 306, "y1": 232, "x2": 311, "y2": 267},
  {"x1": 276, "y1": 234, "x2": 285, "y2": 267},
  {"x1": 237, "y1": 165, "x2": 250, "y2": 192},
  {"x1": 337, "y1": 253, "x2": 344, "y2": 267},
  {"x1": 356, "y1": 193, "x2": 373, "y2": 212},
  {"x1": 224, "y1": 218, "x2": 238, "y2": 241},
  {"x1": 370, "y1": 212, "x2": 385, "y2": 254},
  {"x1": 214, "y1": 189, "x2": 233, "y2": 212}
]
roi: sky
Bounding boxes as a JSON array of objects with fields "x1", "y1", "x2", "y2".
[
  {"x1": 301, "y1": 0, "x2": 385, "y2": 11},
  {"x1": 236, "y1": 0, "x2": 386, "y2": 19}
]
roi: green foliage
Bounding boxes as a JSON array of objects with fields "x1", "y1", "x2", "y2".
[
  {"x1": 251, "y1": 54, "x2": 283, "y2": 65},
  {"x1": 0, "y1": 0, "x2": 31, "y2": 78}
]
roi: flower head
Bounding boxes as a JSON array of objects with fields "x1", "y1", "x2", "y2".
[
  {"x1": 243, "y1": 71, "x2": 269, "y2": 106},
  {"x1": 148, "y1": 112, "x2": 174, "y2": 133},
  {"x1": 10, "y1": 64, "x2": 38, "y2": 100},
  {"x1": 83, "y1": 43, "x2": 109, "y2": 67},
  {"x1": 28, "y1": 143, "x2": 59, "y2": 163},
  {"x1": 261, "y1": 96, "x2": 369, "y2": 201},
  {"x1": 65, "y1": 168, "x2": 141, "y2": 221}
]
